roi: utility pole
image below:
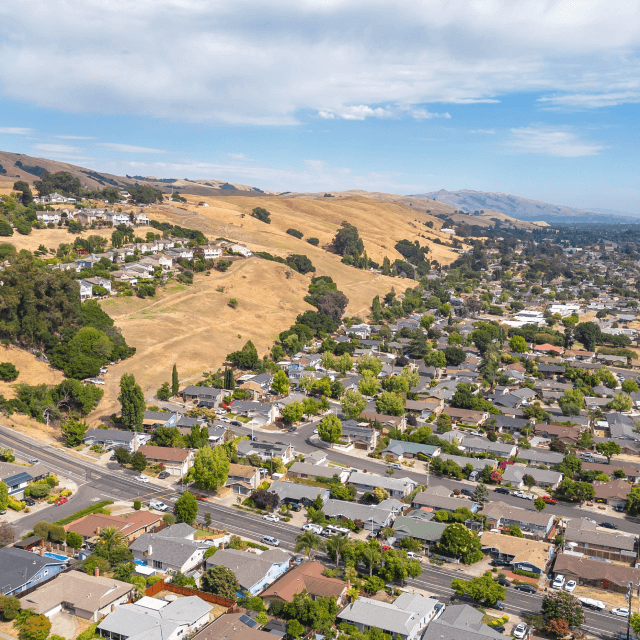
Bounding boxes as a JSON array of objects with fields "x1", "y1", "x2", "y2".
[{"x1": 627, "y1": 581, "x2": 634, "y2": 640}]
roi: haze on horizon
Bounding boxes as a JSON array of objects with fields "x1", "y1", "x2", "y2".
[{"x1": 0, "y1": 0, "x2": 638, "y2": 211}]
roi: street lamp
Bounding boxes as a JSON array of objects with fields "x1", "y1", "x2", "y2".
[{"x1": 425, "y1": 459, "x2": 431, "y2": 488}]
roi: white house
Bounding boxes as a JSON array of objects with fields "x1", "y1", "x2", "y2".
[
  {"x1": 229, "y1": 243, "x2": 252, "y2": 257},
  {"x1": 36, "y1": 212, "x2": 60, "y2": 224}
]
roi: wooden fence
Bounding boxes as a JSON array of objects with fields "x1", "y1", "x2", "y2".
[{"x1": 145, "y1": 579, "x2": 236, "y2": 610}]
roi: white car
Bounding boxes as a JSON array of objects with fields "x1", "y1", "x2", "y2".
[
  {"x1": 512, "y1": 624, "x2": 527, "y2": 639},
  {"x1": 406, "y1": 552, "x2": 422, "y2": 561},
  {"x1": 612, "y1": 608, "x2": 630, "y2": 617},
  {"x1": 313, "y1": 429, "x2": 319, "y2": 434},
  {"x1": 513, "y1": 490, "x2": 525, "y2": 498},
  {"x1": 263, "y1": 514, "x2": 280, "y2": 522},
  {"x1": 262, "y1": 536, "x2": 280, "y2": 546},
  {"x1": 582, "y1": 517, "x2": 597, "y2": 524},
  {"x1": 325, "y1": 524, "x2": 350, "y2": 535},
  {"x1": 149, "y1": 500, "x2": 168, "y2": 511},
  {"x1": 302, "y1": 523, "x2": 323, "y2": 534},
  {"x1": 388, "y1": 463, "x2": 403, "y2": 470},
  {"x1": 135, "y1": 475, "x2": 149, "y2": 483},
  {"x1": 564, "y1": 580, "x2": 577, "y2": 593},
  {"x1": 552, "y1": 574, "x2": 565, "y2": 590}
]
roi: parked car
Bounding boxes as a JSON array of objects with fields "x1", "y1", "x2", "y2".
[
  {"x1": 513, "y1": 490, "x2": 525, "y2": 498},
  {"x1": 135, "y1": 475, "x2": 149, "y2": 483},
  {"x1": 460, "y1": 488, "x2": 475, "y2": 498},
  {"x1": 542, "y1": 496, "x2": 557, "y2": 505},
  {"x1": 552, "y1": 574, "x2": 565, "y2": 589},
  {"x1": 55, "y1": 497, "x2": 68, "y2": 506},
  {"x1": 406, "y1": 552, "x2": 422, "y2": 561},
  {"x1": 611, "y1": 608, "x2": 630, "y2": 617},
  {"x1": 490, "y1": 558, "x2": 511, "y2": 567},
  {"x1": 24, "y1": 497, "x2": 36, "y2": 506},
  {"x1": 287, "y1": 502, "x2": 301, "y2": 512},
  {"x1": 158, "y1": 471, "x2": 170, "y2": 479},
  {"x1": 494, "y1": 578, "x2": 511, "y2": 587},
  {"x1": 599, "y1": 521, "x2": 618, "y2": 530},
  {"x1": 250, "y1": 435, "x2": 258, "y2": 441},
  {"x1": 320, "y1": 529, "x2": 333, "y2": 538},
  {"x1": 381, "y1": 545, "x2": 392, "y2": 552},
  {"x1": 495, "y1": 602, "x2": 505, "y2": 611},
  {"x1": 564, "y1": 580, "x2": 577, "y2": 593},
  {"x1": 512, "y1": 623, "x2": 528, "y2": 639},
  {"x1": 288, "y1": 426, "x2": 297, "y2": 432},
  {"x1": 582, "y1": 517, "x2": 597, "y2": 524},
  {"x1": 494, "y1": 487, "x2": 511, "y2": 495},
  {"x1": 263, "y1": 514, "x2": 280, "y2": 522},
  {"x1": 302, "y1": 523, "x2": 323, "y2": 534},
  {"x1": 514, "y1": 584, "x2": 536, "y2": 594},
  {"x1": 494, "y1": 626, "x2": 506, "y2": 634},
  {"x1": 149, "y1": 500, "x2": 169, "y2": 511},
  {"x1": 262, "y1": 536, "x2": 280, "y2": 546},
  {"x1": 326, "y1": 524, "x2": 350, "y2": 535}
]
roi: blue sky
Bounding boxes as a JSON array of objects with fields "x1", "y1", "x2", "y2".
[{"x1": 0, "y1": 0, "x2": 639, "y2": 211}]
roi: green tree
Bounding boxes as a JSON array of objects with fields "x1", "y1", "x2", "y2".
[
  {"x1": 282, "y1": 401, "x2": 304, "y2": 424},
  {"x1": 438, "y1": 523, "x2": 483, "y2": 564},
  {"x1": 522, "y1": 474, "x2": 536, "y2": 489},
  {"x1": 114, "y1": 447, "x2": 131, "y2": 465},
  {"x1": 509, "y1": 335, "x2": 527, "y2": 353},
  {"x1": 287, "y1": 620, "x2": 305, "y2": 639},
  {"x1": 171, "y1": 364, "x2": 179, "y2": 396},
  {"x1": 19, "y1": 614, "x2": 51, "y2": 640},
  {"x1": 272, "y1": 370, "x2": 290, "y2": 396},
  {"x1": 573, "y1": 322, "x2": 602, "y2": 351},
  {"x1": 0, "y1": 481, "x2": 8, "y2": 512},
  {"x1": 224, "y1": 368, "x2": 235, "y2": 390},
  {"x1": 541, "y1": 591, "x2": 585, "y2": 628},
  {"x1": 0, "y1": 596, "x2": 21, "y2": 620},
  {"x1": 0, "y1": 363, "x2": 19, "y2": 382},
  {"x1": 318, "y1": 415, "x2": 342, "y2": 446},
  {"x1": 130, "y1": 451, "x2": 147, "y2": 472},
  {"x1": 294, "y1": 532, "x2": 325, "y2": 560},
  {"x1": 227, "y1": 340, "x2": 260, "y2": 369},
  {"x1": 357, "y1": 354, "x2": 383, "y2": 377},
  {"x1": 534, "y1": 498, "x2": 546, "y2": 512},
  {"x1": 201, "y1": 565, "x2": 240, "y2": 599},
  {"x1": 251, "y1": 207, "x2": 271, "y2": 224},
  {"x1": 157, "y1": 382, "x2": 171, "y2": 401},
  {"x1": 558, "y1": 388, "x2": 584, "y2": 416},
  {"x1": 61, "y1": 416, "x2": 88, "y2": 447},
  {"x1": 622, "y1": 380, "x2": 639, "y2": 394},
  {"x1": 451, "y1": 573, "x2": 506, "y2": 605},
  {"x1": 66, "y1": 531, "x2": 83, "y2": 549},
  {"x1": 174, "y1": 491, "x2": 199, "y2": 524},
  {"x1": 596, "y1": 441, "x2": 622, "y2": 463},
  {"x1": 98, "y1": 526, "x2": 127, "y2": 560},
  {"x1": 378, "y1": 550, "x2": 422, "y2": 585},
  {"x1": 341, "y1": 390, "x2": 366, "y2": 420},
  {"x1": 325, "y1": 534, "x2": 352, "y2": 567},
  {"x1": 507, "y1": 524, "x2": 524, "y2": 537},
  {"x1": 359, "y1": 371, "x2": 381, "y2": 396},
  {"x1": 473, "y1": 482, "x2": 489, "y2": 505},
  {"x1": 607, "y1": 392, "x2": 633, "y2": 412},
  {"x1": 358, "y1": 543, "x2": 383, "y2": 577},
  {"x1": 626, "y1": 485, "x2": 640, "y2": 515},
  {"x1": 192, "y1": 446, "x2": 230, "y2": 491},
  {"x1": 375, "y1": 391, "x2": 405, "y2": 416},
  {"x1": 119, "y1": 373, "x2": 145, "y2": 431},
  {"x1": 436, "y1": 413, "x2": 452, "y2": 433}
]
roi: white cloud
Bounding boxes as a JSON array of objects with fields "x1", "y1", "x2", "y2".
[
  {"x1": 55, "y1": 134, "x2": 95, "y2": 139},
  {"x1": 0, "y1": 127, "x2": 33, "y2": 134},
  {"x1": 226, "y1": 153, "x2": 253, "y2": 161},
  {"x1": 0, "y1": 0, "x2": 638, "y2": 123},
  {"x1": 33, "y1": 143, "x2": 82, "y2": 153},
  {"x1": 98, "y1": 143, "x2": 167, "y2": 154},
  {"x1": 537, "y1": 91, "x2": 640, "y2": 108},
  {"x1": 505, "y1": 126, "x2": 605, "y2": 157}
]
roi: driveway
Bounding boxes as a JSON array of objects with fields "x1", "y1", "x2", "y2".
[{"x1": 50, "y1": 612, "x2": 77, "y2": 640}]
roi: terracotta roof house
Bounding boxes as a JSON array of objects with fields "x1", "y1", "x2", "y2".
[
  {"x1": 21, "y1": 572, "x2": 133, "y2": 621},
  {"x1": 533, "y1": 344, "x2": 563, "y2": 355},
  {"x1": 137, "y1": 445, "x2": 194, "y2": 476},
  {"x1": 261, "y1": 561, "x2": 347, "y2": 607},
  {"x1": 65, "y1": 511, "x2": 163, "y2": 543},
  {"x1": 593, "y1": 479, "x2": 632, "y2": 506}
]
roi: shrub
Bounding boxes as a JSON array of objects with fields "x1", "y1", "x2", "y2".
[
  {"x1": 306, "y1": 237, "x2": 319, "y2": 246},
  {"x1": 75, "y1": 622, "x2": 99, "y2": 640},
  {"x1": 133, "y1": 500, "x2": 142, "y2": 510},
  {"x1": 7, "y1": 496, "x2": 25, "y2": 511},
  {"x1": 251, "y1": 207, "x2": 271, "y2": 224},
  {"x1": 19, "y1": 613, "x2": 51, "y2": 640},
  {"x1": 228, "y1": 298, "x2": 238, "y2": 309},
  {"x1": 286, "y1": 228, "x2": 303, "y2": 239},
  {"x1": 0, "y1": 363, "x2": 19, "y2": 382},
  {"x1": 0, "y1": 595, "x2": 21, "y2": 620},
  {"x1": 513, "y1": 569, "x2": 539, "y2": 579}
]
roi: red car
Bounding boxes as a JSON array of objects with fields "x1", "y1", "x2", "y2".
[
  {"x1": 54, "y1": 497, "x2": 68, "y2": 506},
  {"x1": 381, "y1": 545, "x2": 392, "y2": 552},
  {"x1": 542, "y1": 496, "x2": 557, "y2": 505}
]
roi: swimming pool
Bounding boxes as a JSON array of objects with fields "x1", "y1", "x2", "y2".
[
  {"x1": 44, "y1": 552, "x2": 68, "y2": 561},
  {"x1": 134, "y1": 559, "x2": 148, "y2": 566}
]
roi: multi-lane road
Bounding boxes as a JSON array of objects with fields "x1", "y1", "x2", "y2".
[{"x1": 0, "y1": 425, "x2": 631, "y2": 638}]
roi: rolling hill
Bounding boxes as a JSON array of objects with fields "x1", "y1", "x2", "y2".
[{"x1": 411, "y1": 189, "x2": 639, "y2": 223}]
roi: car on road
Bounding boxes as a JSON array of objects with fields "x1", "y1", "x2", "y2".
[
  {"x1": 135, "y1": 475, "x2": 149, "y2": 483},
  {"x1": 494, "y1": 487, "x2": 511, "y2": 495},
  {"x1": 494, "y1": 578, "x2": 511, "y2": 587},
  {"x1": 513, "y1": 490, "x2": 525, "y2": 498},
  {"x1": 55, "y1": 497, "x2": 68, "y2": 506},
  {"x1": 514, "y1": 584, "x2": 536, "y2": 594},
  {"x1": 542, "y1": 496, "x2": 557, "y2": 505},
  {"x1": 158, "y1": 471, "x2": 170, "y2": 479},
  {"x1": 250, "y1": 435, "x2": 258, "y2": 441},
  {"x1": 230, "y1": 421, "x2": 242, "y2": 427},
  {"x1": 599, "y1": 521, "x2": 618, "y2": 530},
  {"x1": 495, "y1": 602, "x2": 505, "y2": 611},
  {"x1": 406, "y1": 552, "x2": 422, "y2": 561},
  {"x1": 611, "y1": 608, "x2": 630, "y2": 617},
  {"x1": 512, "y1": 623, "x2": 527, "y2": 639},
  {"x1": 262, "y1": 536, "x2": 280, "y2": 546},
  {"x1": 287, "y1": 426, "x2": 297, "y2": 432},
  {"x1": 564, "y1": 580, "x2": 577, "y2": 593},
  {"x1": 579, "y1": 597, "x2": 605, "y2": 611},
  {"x1": 582, "y1": 517, "x2": 596, "y2": 524},
  {"x1": 459, "y1": 488, "x2": 475, "y2": 498},
  {"x1": 263, "y1": 514, "x2": 280, "y2": 522},
  {"x1": 388, "y1": 463, "x2": 403, "y2": 470},
  {"x1": 24, "y1": 497, "x2": 36, "y2": 506},
  {"x1": 302, "y1": 523, "x2": 323, "y2": 534},
  {"x1": 29, "y1": 458, "x2": 40, "y2": 465},
  {"x1": 149, "y1": 501, "x2": 169, "y2": 511}
]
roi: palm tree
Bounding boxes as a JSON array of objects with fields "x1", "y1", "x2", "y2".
[
  {"x1": 358, "y1": 543, "x2": 382, "y2": 577},
  {"x1": 99, "y1": 526, "x2": 126, "y2": 559},
  {"x1": 294, "y1": 532, "x2": 325, "y2": 560},
  {"x1": 325, "y1": 534, "x2": 351, "y2": 568}
]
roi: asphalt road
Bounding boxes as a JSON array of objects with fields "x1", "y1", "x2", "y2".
[{"x1": 0, "y1": 425, "x2": 630, "y2": 639}]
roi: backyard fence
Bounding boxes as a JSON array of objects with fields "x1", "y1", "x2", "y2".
[{"x1": 145, "y1": 579, "x2": 236, "y2": 610}]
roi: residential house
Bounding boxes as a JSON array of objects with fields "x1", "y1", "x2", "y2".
[
  {"x1": 228, "y1": 401, "x2": 277, "y2": 426},
  {"x1": 322, "y1": 499, "x2": 397, "y2": 533},
  {"x1": 205, "y1": 548, "x2": 290, "y2": 595},
  {"x1": 348, "y1": 471, "x2": 416, "y2": 499},
  {"x1": 338, "y1": 593, "x2": 439, "y2": 640},
  {"x1": 382, "y1": 440, "x2": 441, "y2": 461},
  {"x1": 22, "y1": 572, "x2": 133, "y2": 621},
  {"x1": 392, "y1": 516, "x2": 447, "y2": 548},
  {"x1": 360, "y1": 411, "x2": 407, "y2": 431},
  {"x1": 65, "y1": 511, "x2": 164, "y2": 544},
  {"x1": 553, "y1": 553, "x2": 640, "y2": 594},
  {"x1": 237, "y1": 440, "x2": 294, "y2": 464},
  {"x1": 438, "y1": 454, "x2": 495, "y2": 472},
  {"x1": 97, "y1": 595, "x2": 213, "y2": 640},
  {"x1": 593, "y1": 479, "x2": 631, "y2": 507},
  {"x1": 287, "y1": 462, "x2": 350, "y2": 484},
  {"x1": 461, "y1": 436, "x2": 517, "y2": 458},
  {"x1": 445, "y1": 408, "x2": 489, "y2": 427},
  {"x1": 501, "y1": 465, "x2": 563, "y2": 490},
  {"x1": 136, "y1": 445, "x2": 194, "y2": 476},
  {"x1": 225, "y1": 463, "x2": 262, "y2": 495},
  {"x1": 0, "y1": 548, "x2": 66, "y2": 596},
  {"x1": 129, "y1": 524, "x2": 208, "y2": 574},
  {"x1": 192, "y1": 613, "x2": 273, "y2": 640},
  {"x1": 261, "y1": 561, "x2": 347, "y2": 607},
  {"x1": 239, "y1": 373, "x2": 274, "y2": 400},
  {"x1": 193, "y1": 244, "x2": 222, "y2": 260},
  {"x1": 412, "y1": 490, "x2": 479, "y2": 514},
  {"x1": 0, "y1": 462, "x2": 49, "y2": 498},
  {"x1": 534, "y1": 423, "x2": 581, "y2": 444},
  {"x1": 79, "y1": 277, "x2": 112, "y2": 300},
  {"x1": 480, "y1": 531, "x2": 554, "y2": 575},
  {"x1": 582, "y1": 461, "x2": 640, "y2": 483},
  {"x1": 482, "y1": 501, "x2": 555, "y2": 538},
  {"x1": 340, "y1": 420, "x2": 378, "y2": 450},
  {"x1": 269, "y1": 480, "x2": 329, "y2": 506},
  {"x1": 143, "y1": 411, "x2": 178, "y2": 429},
  {"x1": 564, "y1": 517, "x2": 637, "y2": 563},
  {"x1": 84, "y1": 429, "x2": 139, "y2": 452},
  {"x1": 36, "y1": 212, "x2": 61, "y2": 224},
  {"x1": 491, "y1": 416, "x2": 531, "y2": 434},
  {"x1": 422, "y1": 604, "x2": 501, "y2": 640},
  {"x1": 181, "y1": 386, "x2": 229, "y2": 408},
  {"x1": 516, "y1": 448, "x2": 564, "y2": 466}
]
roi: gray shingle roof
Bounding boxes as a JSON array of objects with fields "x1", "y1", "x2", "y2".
[
  {"x1": 269, "y1": 480, "x2": 329, "y2": 503},
  {"x1": 206, "y1": 548, "x2": 290, "y2": 590},
  {"x1": 0, "y1": 547, "x2": 66, "y2": 595},
  {"x1": 423, "y1": 604, "x2": 502, "y2": 640}
]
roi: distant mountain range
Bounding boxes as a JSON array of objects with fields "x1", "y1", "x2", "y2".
[{"x1": 411, "y1": 189, "x2": 639, "y2": 224}]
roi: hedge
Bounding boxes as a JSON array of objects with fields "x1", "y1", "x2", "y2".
[
  {"x1": 8, "y1": 495, "x2": 25, "y2": 511},
  {"x1": 513, "y1": 569, "x2": 540, "y2": 579},
  {"x1": 54, "y1": 500, "x2": 113, "y2": 526}
]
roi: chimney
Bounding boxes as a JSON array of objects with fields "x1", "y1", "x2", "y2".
[
  {"x1": 111, "y1": 605, "x2": 115, "y2": 612},
  {"x1": 346, "y1": 579, "x2": 351, "y2": 590},
  {"x1": 40, "y1": 548, "x2": 44, "y2": 556},
  {"x1": 96, "y1": 527, "x2": 101, "y2": 535},
  {"x1": 95, "y1": 567, "x2": 100, "y2": 577},
  {"x1": 148, "y1": 545, "x2": 153, "y2": 556}
]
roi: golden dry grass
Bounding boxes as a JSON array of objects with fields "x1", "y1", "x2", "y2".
[{"x1": 0, "y1": 345, "x2": 65, "y2": 398}]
